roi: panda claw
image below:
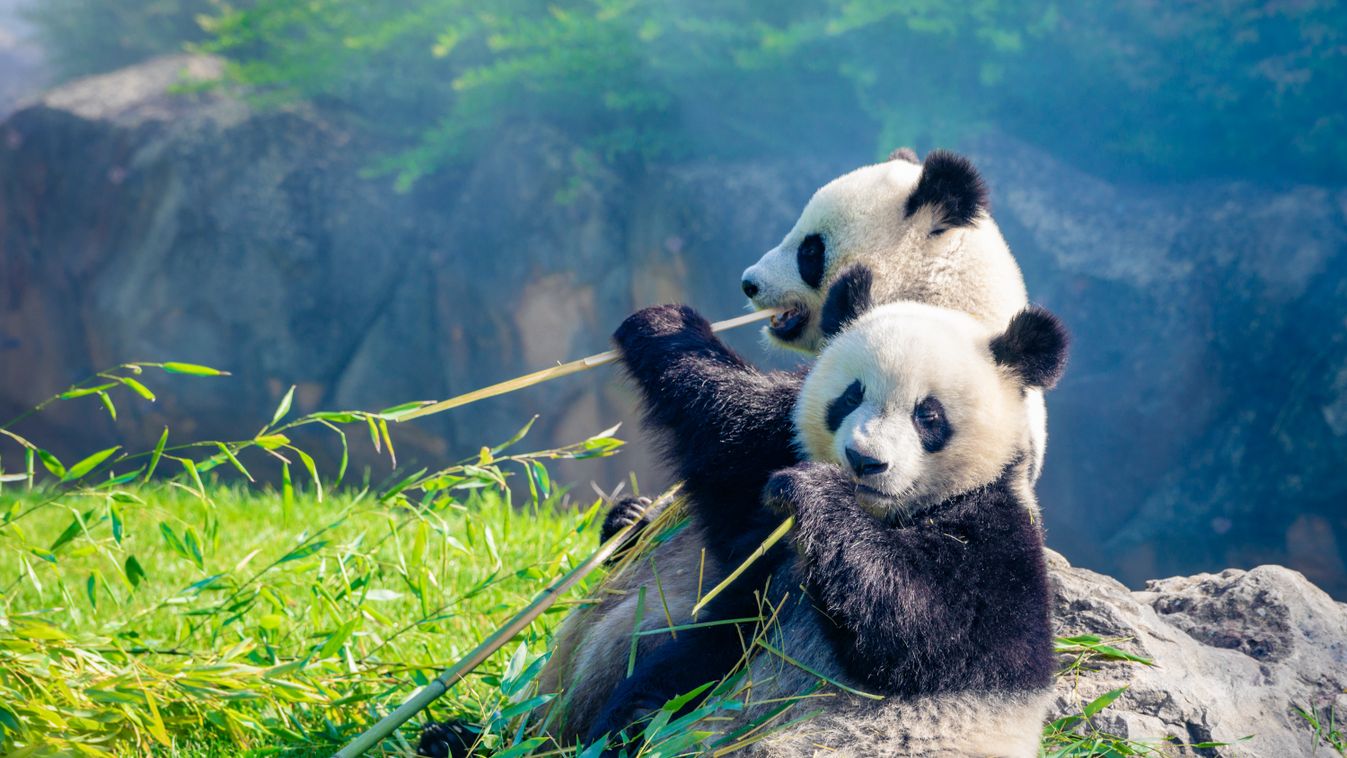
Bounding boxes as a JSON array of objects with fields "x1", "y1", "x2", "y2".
[
  {"x1": 601, "y1": 496, "x2": 653, "y2": 549},
  {"x1": 417, "y1": 719, "x2": 476, "y2": 758}
]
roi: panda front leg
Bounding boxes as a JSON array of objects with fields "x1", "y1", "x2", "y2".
[
  {"x1": 613, "y1": 305, "x2": 803, "y2": 538},
  {"x1": 763, "y1": 462, "x2": 979, "y2": 693}
]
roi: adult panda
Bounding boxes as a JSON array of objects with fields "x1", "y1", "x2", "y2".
[{"x1": 584, "y1": 299, "x2": 1068, "y2": 756}]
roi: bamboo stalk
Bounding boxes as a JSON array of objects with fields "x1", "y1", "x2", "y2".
[
  {"x1": 689, "y1": 515, "x2": 795, "y2": 618},
  {"x1": 396, "y1": 309, "x2": 779, "y2": 423},
  {"x1": 332, "y1": 485, "x2": 683, "y2": 758}
]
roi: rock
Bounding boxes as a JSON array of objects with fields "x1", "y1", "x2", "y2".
[
  {"x1": 0, "y1": 54, "x2": 828, "y2": 488},
  {"x1": 966, "y1": 133, "x2": 1347, "y2": 598},
  {"x1": 1048, "y1": 550, "x2": 1347, "y2": 756}
]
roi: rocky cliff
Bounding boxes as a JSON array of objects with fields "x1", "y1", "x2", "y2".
[{"x1": 1, "y1": 55, "x2": 1345, "y2": 603}]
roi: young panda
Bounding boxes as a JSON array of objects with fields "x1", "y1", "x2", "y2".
[
  {"x1": 586, "y1": 300, "x2": 1068, "y2": 757},
  {"x1": 740, "y1": 148, "x2": 1051, "y2": 486}
]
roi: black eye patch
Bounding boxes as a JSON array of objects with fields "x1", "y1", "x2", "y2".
[
  {"x1": 797, "y1": 234, "x2": 825, "y2": 290},
  {"x1": 912, "y1": 396, "x2": 952, "y2": 453},
  {"x1": 826, "y1": 380, "x2": 864, "y2": 432}
]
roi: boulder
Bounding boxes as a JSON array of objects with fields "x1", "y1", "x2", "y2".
[{"x1": 1049, "y1": 550, "x2": 1347, "y2": 756}]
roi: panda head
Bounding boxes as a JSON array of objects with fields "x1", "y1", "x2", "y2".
[
  {"x1": 741, "y1": 148, "x2": 990, "y2": 354},
  {"x1": 792, "y1": 300, "x2": 1068, "y2": 518}
]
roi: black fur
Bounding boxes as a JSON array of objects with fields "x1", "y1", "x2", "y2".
[
  {"x1": 764, "y1": 461, "x2": 1055, "y2": 697},
  {"x1": 417, "y1": 719, "x2": 475, "y2": 758},
  {"x1": 796, "y1": 234, "x2": 826, "y2": 290},
  {"x1": 612, "y1": 305, "x2": 805, "y2": 562},
  {"x1": 888, "y1": 146, "x2": 920, "y2": 164},
  {"x1": 825, "y1": 380, "x2": 864, "y2": 433},
  {"x1": 904, "y1": 149, "x2": 988, "y2": 230},
  {"x1": 989, "y1": 305, "x2": 1070, "y2": 389},
  {"x1": 599, "y1": 496, "x2": 653, "y2": 563},
  {"x1": 819, "y1": 264, "x2": 874, "y2": 339},
  {"x1": 912, "y1": 396, "x2": 952, "y2": 453}
]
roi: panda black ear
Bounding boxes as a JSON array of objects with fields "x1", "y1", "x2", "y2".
[
  {"x1": 990, "y1": 306, "x2": 1070, "y2": 390},
  {"x1": 819, "y1": 264, "x2": 874, "y2": 340},
  {"x1": 887, "y1": 146, "x2": 920, "y2": 164},
  {"x1": 904, "y1": 149, "x2": 988, "y2": 231}
]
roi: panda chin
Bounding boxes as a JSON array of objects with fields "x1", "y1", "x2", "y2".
[{"x1": 855, "y1": 482, "x2": 902, "y2": 515}]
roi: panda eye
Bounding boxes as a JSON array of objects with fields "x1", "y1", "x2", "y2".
[
  {"x1": 912, "y1": 396, "x2": 952, "y2": 453},
  {"x1": 825, "y1": 380, "x2": 864, "y2": 433},
  {"x1": 797, "y1": 233, "x2": 826, "y2": 290}
]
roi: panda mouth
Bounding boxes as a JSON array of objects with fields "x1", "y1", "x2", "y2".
[{"x1": 768, "y1": 305, "x2": 808, "y2": 341}]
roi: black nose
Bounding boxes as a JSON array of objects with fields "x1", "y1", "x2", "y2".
[
  {"x1": 741, "y1": 279, "x2": 759, "y2": 298},
  {"x1": 845, "y1": 448, "x2": 888, "y2": 478}
]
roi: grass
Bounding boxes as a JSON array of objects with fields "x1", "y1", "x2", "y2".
[{"x1": 0, "y1": 483, "x2": 611, "y2": 756}]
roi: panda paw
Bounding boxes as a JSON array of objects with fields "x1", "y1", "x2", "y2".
[
  {"x1": 764, "y1": 462, "x2": 852, "y2": 516},
  {"x1": 613, "y1": 305, "x2": 717, "y2": 358},
  {"x1": 601, "y1": 496, "x2": 652, "y2": 545},
  {"x1": 417, "y1": 719, "x2": 476, "y2": 758}
]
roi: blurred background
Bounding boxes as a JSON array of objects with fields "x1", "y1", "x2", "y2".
[{"x1": 1, "y1": 1, "x2": 1344, "y2": 597}]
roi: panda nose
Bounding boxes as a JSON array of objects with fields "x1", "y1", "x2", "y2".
[
  {"x1": 845, "y1": 448, "x2": 888, "y2": 478},
  {"x1": 741, "y1": 278, "x2": 760, "y2": 298}
]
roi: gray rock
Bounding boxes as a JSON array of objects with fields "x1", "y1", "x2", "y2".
[{"x1": 1049, "y1": 550, "x2": 1347, "y2": 756}]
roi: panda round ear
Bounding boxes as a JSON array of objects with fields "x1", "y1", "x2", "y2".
[
  {"x1": 990, "y1": 306, "x2": 1070, "y2": 389},
  {"x1": 904, "y1": 149, "x2": 988, "y2": 231},
  {"x1": 887, "y1": 146, "x2": 920, "y2": 164},
  {"x1": 820, "y1": 264, "x2": 875, "y2": 340}
]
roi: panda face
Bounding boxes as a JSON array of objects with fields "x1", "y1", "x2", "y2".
[
  {"x1": 793, "y1": 302, "x2": 1066, "y2": 519},
  {"x1": 741, "y1": 151, "x2": 988, "y2": 354}
]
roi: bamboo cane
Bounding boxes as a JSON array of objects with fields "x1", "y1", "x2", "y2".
[
  {"x1": 396, "y1": 309, "x2": 779, "y2": 423},
  {"x1": 689, "y1": 515, "x2": 795, "y2": 618},
  {"x1": 332, "y1": 484, "x2": 684, "y2": 758}
]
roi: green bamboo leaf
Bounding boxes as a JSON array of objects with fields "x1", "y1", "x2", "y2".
[
  {"x1": 35, "y1": 448, "x2": 66, "y2": 478},
  {"x1": 58, "y1": 382, "x2": 117, "y2": 400},
  {"x1": 293, "y1": 447, "x2": 322, "y2": 502},
  {"x1": 281, "y1": 461, "x2": 294, "y2": 520},
  {"x1": 161, "y1": 362, "x2": 230, "y2": 376},
  {"x1": 183, "y1": 527, "x2": 205, "y2": 569},
  {"x1": 144, "y1": 427, "x2": 168, "y2": 482},
  {"x1": 97, "y1": 390, "x2": 117, "y2": 420},
  {"x1": 181, "y1": 457, "x2": 206, "y2": 498},
  {"x1": 63, "y1": 446, "x2": 121, "y2": 482},
  {"x1": 110, "y1": 502, "x2": 124, "y2": 544},
  {"x1": 160, "y1": 522, "x2": 187, "y2": 558},
  {"x1": 270, "y1": 385, "x2": 296, "y2": 427},
  {"x1": 49, "y1": 512, "x2": 87, "y2": 551},
  {"x1": 311, "y1": 411, "x2": 359, "y2": 423},
  {"x1": 117, "y1": 376, "x2": 156, "y2": 401},
  {"x1": 86, "y1": 572, "x2": 98, "y2": 608},
  {"x1": 318, "y1": 618, "x2": 359, "y2": 658},
  {"x1": 491, "y1": 415, "x2": 538, "y2": 454},
  {"x1": 125, "y1": 555, "x2": 146, "y2": 588},
  {"x1": 215, "y1": 443, "x2": 254, "y2": 482},
  {"x1": 278, "y1": 540, "x2": 328, "y2": 563},
  {"x1": 1083, "y1": 686, "x2": 1128, "y2": 718}
]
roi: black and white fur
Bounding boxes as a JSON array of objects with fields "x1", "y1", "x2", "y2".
[
  {"x1": 542, "y1": 299, "x2": 1063, "y2": 756},
  {"x1": 739, "y1": 149, "x2": 1051, "y2": 484}
]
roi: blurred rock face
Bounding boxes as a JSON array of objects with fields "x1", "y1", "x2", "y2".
[{"x1": 2, "y1": 56, "x2": 1345, "y2": 597}]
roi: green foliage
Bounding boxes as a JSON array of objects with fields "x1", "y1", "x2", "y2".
[
  {"x1": 194, "y1": 0, "x2": 1347, "y2": 187},
  {"x1": 1295, "y1": 702, "x2": 1346, "y2": 755},
  {"x1": 0, "y1": 362, "x2": 625, "y2": 755},
  {"x1": 22, "y1": 0, "x2": 221, "y2": 81}
]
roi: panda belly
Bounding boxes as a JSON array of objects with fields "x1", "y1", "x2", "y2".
[
  {"x1": 539, "y1": 520, "x2": 728, "y2": 743},
  {"x1": 720, "y1": 581, "x2": 1049, "y2": 758}
]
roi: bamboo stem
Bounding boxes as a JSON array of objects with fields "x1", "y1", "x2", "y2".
[
  {"x1": 690, "y1": 515, "x2": 795, "y2": 618},
  {"x1": 332, "y1": 485, "x2": 683, "y2": 758},
  {"x1": 396, "y1": 309, "x2": 779, "y2": 423}
]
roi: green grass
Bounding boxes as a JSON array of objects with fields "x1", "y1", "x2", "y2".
[{"x1": 0, "y1": 483, "x2": 607, "y2": 756}]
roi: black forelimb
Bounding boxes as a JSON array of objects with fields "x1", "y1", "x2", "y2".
[
  {"x1": 764, "y1": 462, "x2": 1054, "y2": 697},
  {"x1": 612, "y1": 305, "x2": 803, "y2": 556}
]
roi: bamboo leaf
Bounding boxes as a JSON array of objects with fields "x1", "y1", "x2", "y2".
[
  {"x1": 97, "y1": 391, "x2": 117, "y2": 420},
  {"x1": 125, "y1": 555, "x2": 147, "y2": 588},
  {"x1": 278, "y1": 540, "x2": 328, "y2": 564},
  {"x1": 63, "y1": 446, "x2": 121, "y2": 482},
  {"x1": 35, "y1": 448, "x2": 66, "y2": 478},
  {"x1": 1083, "y1": 686, "x2": 1128, "y2": 718},
  {"x1": 58, "y1": 382, "x2": 117, "y2": 400},
  {"x1": 144, "y1": 427, "x2": 168, "y2": 481},
  {"x1": 293, "y1": 447, "x2": 322, "y2": 502},
  {"x1": 117, "y1": 376, "x2": 156, "y2": 401},
  {"x1": 271, "y1": 385, "x2": 296, "y2": 427},
  {"x1": 161, "y1": 362, "x2": 230, "y2": 376}
]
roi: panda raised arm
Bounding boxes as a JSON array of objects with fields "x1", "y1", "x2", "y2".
[{"x1": 607, "y1": 303, "x2": 805, "y2": 546}]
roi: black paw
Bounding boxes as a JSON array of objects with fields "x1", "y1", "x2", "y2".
[
  {"x1": 417, "y1": 719, "x2": 476, "y2": 758},
  {"x1": 764, "y1": 462, "x2": 850, "y2": 514},
  {"x1": 601, "y1": 496, "x2": 652, "y2": 544},
  {"x1": 613, "y1": 304, "x2": 714, "y2": 353}
]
